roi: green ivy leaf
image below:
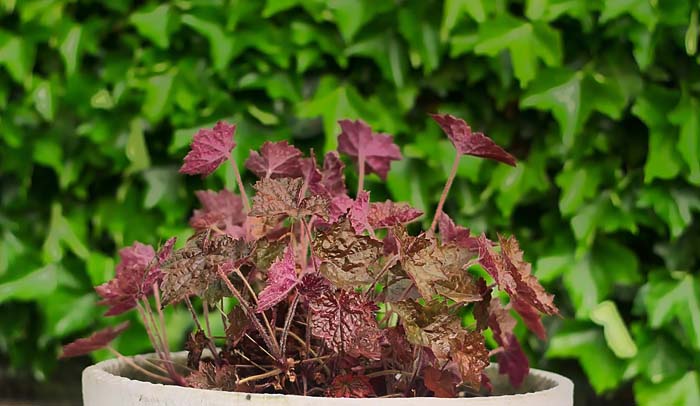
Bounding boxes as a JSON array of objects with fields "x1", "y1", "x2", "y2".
[
  {"x1": 58, "y1": 25, "x2": 83, "y2": 76},
  {"x1": 130, "y1": 4, "x2": 178, "y2": 49},
  {"x1": 0, "y1": 33, "x2": 35, "y2": 84},
  {"x1": 142, "y1": 69, "x2": 177, "y2": 123},
  {"x1": 0, "y1": 264, "x2": 58, "y2": 303},
  {"x1": 42, "y1": 203, "x2": 89, "y2": 263},
  {"x1": 181, "y1": 14, "x2": 234, "y2": 70},
  {"x1": 635, "y1": 372, "x2": 700, "y2": 406},
  {"x1": 473, "y1": 15, "x2": 561, "y2": 86},
  {"x1": 32, "y1": 79, "x2": 56, "y2": 121},
  {"x1": 547, "y1": 321, "x2": 626, "y2": 394},
  {"x1": 441, "y1": 0, "x2": 487, "y2": 41},
  {"x1": 638, "y1": 187, "x2": 700, "y2": 239},
  {"x1": 669, "y1": 94, "x2": 700, "y2": 185},
  {"x1": 590, "y1": 300, "x2": 638, "y2": 358},
  {"x1": 126, "y1": 119, "x2": 151, "y2": 173},
  {"x1": 328, "y1": 0, "x2": 392, "y2": 43},
  {"x1": 644, "y1": 274, "x2": 700, "y2": 350},
  {"x1": 556, "y1": 162, "x2": 603, "y2": 216}
]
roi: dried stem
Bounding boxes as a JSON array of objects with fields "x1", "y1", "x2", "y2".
[
  {"x1": 429, "y1": 150, "x2": 461, "y2": 234},
  {"x1": 280, "y1": 294, "x2": 300, "y2": 356},
  {"x1": 217, "y1": 267, "x2": 280, "y2": 359},
  {"x1": 184, "y1": 298, "x2": 203, "y2": 331},
  {"x1": 151, "y1": 284, "x2": 173, "y2": 370},
  {"x1": 237, "y1": 368, "x2": 282, "y2": 385},
  {"x1": 365, "y1": 369, "x2": 412, "y2": 379},
  {"x1": 107, "y1": 347, "x2": 173, "y2": 384},
  {"x1": 203, "y1": 300, "x2": 213, "y2": 338},
  {"x1": 135, "y1": 301, "x2": 166, "y2": 362},
  {"x1": 229, "y1": 154, "x2": 250, "y2": 212}
]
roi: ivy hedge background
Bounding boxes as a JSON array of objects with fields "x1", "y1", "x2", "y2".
[{"x1": 1, "y1": 0, "x2": 699, "y2": 404}]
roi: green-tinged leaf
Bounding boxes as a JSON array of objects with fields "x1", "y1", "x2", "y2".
[
  {"x1": 142, "y1": 166, "x2": 179, "y2": 209},
  {"x1": 142, "y1": 69, "x2": 176, "y2": 123},
  {"x1": 441, "y1": 0, "x2": 487, "y2": 41},
  {"x1": 686, "y1": 10, "x2": 698, "y2": 56},
  {"x1": 473, "y1": 15, "x2": 561, "y2": 86},
  {"x1": 635, "y1": 372, "x2": 700, "y2": 406},
  {"x1": 0, "y1": 265, "x2": 58, "y2": 303},
  {"x1": 32, "y1": 79, "x2": 56, "y2": 121},
  {"x1": 126, "y1": 119, "x2": 151, "y2": 173},
  {"x1": 600, "y1": 0, "x2": 658, "y2": 30},
  {"x1": 130, "y1": 4, "x2": 177, "y2": 48},
  {"x1": 644, "y1": 274, "x2": 700, "y2": 350},
  {"x1": 0, "y1": 33, "x2": 35, "y2": 83},
  {"x1": 0, "y1": 231, "x2": 25, "y2": 278},
  {"x1": 58, "y1": 25, "x2": 83, "y2": 76},
  {"x1": 181, "y1": 14, "x2": 234, "y2": 70},
  {"x1": 669, "y1": 95, "x2": 700, "y2": 185},
  {"x1": 556, "y1": 162, "x2": 603, "y2": 216},
  {"x1": 626, "y1": 330, "x2": 691, "y2": 384},
  {"x1": 547, "y1": 322, "x2": 626, "y2": 393},
  {"x1": 398, "y1": 5, "x2": 442, "y2": 74},
  {"x1": 39, "y1": 292, "x2": 97, "y2": 338},
  {"x1": 328, "y1": 0, "x2": 392, "y2": 42},
  {"x1": 521, "y1": 68, "x2": 582, "y2": 147},
  {"x1": 42, "y1": 203, "x2": 90, "y2": 263},
  {"x1": 638, "y1": 187, "x2": 700, "y2": 239},
  {"x1": 590, "y1": 301, "x2": 637, "y2": 358}
]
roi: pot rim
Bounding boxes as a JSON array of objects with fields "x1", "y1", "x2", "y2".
[{"x1": 83, "y1": 351, "x2": 574, "y2": 404}]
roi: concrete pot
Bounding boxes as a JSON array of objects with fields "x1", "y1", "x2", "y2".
[{"x1": 82, "y1": 352, "x2": 573, "y2": 405}]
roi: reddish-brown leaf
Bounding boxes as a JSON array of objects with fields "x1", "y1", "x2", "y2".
[
  {"x1": 327, "y1": 374, "x2": 376, "y2": 398},
  {"x1": 179, "y1": 121, "x2": 237, "y2": 176},
  {"x1": 60, "y1": 321, "x2": 130, "y2": 358},
  {"x1": 512, "y1": 297, "x2": 547, "y2": 340},
  {"x1": 450, "y1": 332, "x2": 489, "y2": 389},
  {"x1": 313, "y1": 218, "x2": 383, "y2": 289},
  {"x1": 245, "y1": 141, "x2": 304, "y2": 179},
  {"x1": 488, "y1": 298, "x2": 530, "y2": 387},
  {"x1": 189, "y1": 190, "x2": 246, "y2": 234},
  {"x1": 337, "y1": 119, "x2": 402, "y2": 180},
  {"x1": 401, "y1": 241, "x2": 473, "y2": 301},
  {"x1": 256, "y1": 246, "x2": 298, "y2": 312},
  {"x1": 499, "y1": 235, "x2": 558, "y2": 315},
  {"x1": 318, "y1": 151, "x2": 347, "y2": 197},
  {"x1": 250, "y1": 177, "x2": 329, "y2": 220},
  {"x1": 438, "y1": 213, "x2": 478, "y2": 251},
  {"x1": 368, "y1": 201, "x2": 423, "y2": 229},
  {"x1": 423, "y1": 366, "x2": 459, "y2": 398},
  {"x1": 430, "y1": 114, "x2": 515, "y2": 166},
  {"x1": 309, "y1": 289, "x2": 382, "y2": 359}
]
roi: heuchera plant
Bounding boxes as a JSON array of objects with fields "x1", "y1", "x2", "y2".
[{"x1": 61, "y1": 114, "x2": 559, "y2": 398}]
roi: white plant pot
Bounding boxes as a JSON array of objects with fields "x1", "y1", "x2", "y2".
[{"x1": 83, "y1": 352, "x2": 573, "y2": 405}]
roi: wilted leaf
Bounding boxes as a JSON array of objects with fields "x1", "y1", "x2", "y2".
[
  {"x1": 179, "y1": 121, "x2": 236, "y2": 176},
  {"x1": 451, "y1": 331, "x2": 489, "y2": 389},
  {"x1": 313, "y1": 218, "x2": 383, "y2": 290},
  {"x1": 327, "y1": 374, "x2": 375, "y2": 398},
  {"x1": 431, "y1": 114, "x2": 515, "y2": 166},
  {"x1": 160, "y1": 234, "x2": 251, "y2": 304},
  {"x1": 401, "y1": 241, "x2": 475, "y2": 301},
  {"x1": 250, "y1": 177, "x2": 329, "y2": 220},
  {"x1": 423, "y1": 366, "x2": 459, "y2": 398}
]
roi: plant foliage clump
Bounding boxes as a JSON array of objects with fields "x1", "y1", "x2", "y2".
[{"x1": 61, "y1": 114, "x2": 558, "y2": 398}]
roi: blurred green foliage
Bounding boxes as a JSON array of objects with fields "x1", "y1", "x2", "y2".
[{"x1": 1, "y1": 0, "x2": 699, "y2": 404}]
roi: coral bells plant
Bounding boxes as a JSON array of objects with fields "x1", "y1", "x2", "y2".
[{"x1": 61, "y1": 113, "x2": 559, "y2": 398}]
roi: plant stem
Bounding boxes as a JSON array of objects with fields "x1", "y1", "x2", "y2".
[
  {"x1": 107, "y1": 347, "x2": 173, "y2": 384},
  {"x1": 232, "y1": 267, "x2": 279, "y2": 353},
  {"x1": 151, "y1": 284, "x2": 174, "y2": 371},
  {"x1": 217, "y1": 267, "x2": 280, "y2": 359},
  {"x1": 229, "y1": 154, "x2": 250, "y2": 212},
  {"x1": 280, "y1": 294, "x2": 299, "y2": 356},
  {"x1": 357, "y1": 150, "x2": 366, "y2": 196},
  {"x1": 135, "y1": 301, "x2": 166, "y2": 362},
  {"x1": 237, "y1": 368, "x2": 282, "y2": 385},
  {"x1": 184, "y1": 298, "x2": 203, "y2": 331},
  {"x1": 429, "y1": 150, "x2": 461, "y2": 234},
  {"x1": 203, "y1": 300, "x2": 213, "y2": 338}
]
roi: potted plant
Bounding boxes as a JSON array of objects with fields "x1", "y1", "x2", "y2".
[{"x1": 62, "y1": 114, "x2": 573, "y2": 405}]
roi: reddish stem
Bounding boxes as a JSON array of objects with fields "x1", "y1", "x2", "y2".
[
  {"x1": 357, "y1": 149, "x2": 366, "y2": 196},
  {"x1": 229, "y1": 153, "x2": 250, "y2": 212},
  {"x1": 429, "y1": 150, "x2": 461, "y2": 234}
]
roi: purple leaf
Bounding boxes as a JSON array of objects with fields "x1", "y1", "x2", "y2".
[
  {"x1": 245, "y1": 141, "x2": 304, "y2": 179},
  {"x1": 337, "y1": 119, "x2": 402, "y2": 180},
  {"x1": 512, "y1": 297, "x2": 547, "y2": 340},
  {"x1": 349, "y1": 190, "x2": 371, "y2": 234},
  {"x1": 189, "y1": 190, "x2": 246, "y2": 234},
  {"x1": 95, "y1": 242, "x2": 158, "y2": 316},
  {"x1": 60, "y1": 321, "x2": 130, "y2": 358},
  {"x1": 438, "y1": 213, "x2": 479, "y2": 251},
  {"x1": 327, "y1": 374, "x2": 376, "y2": 398},
  {"x1": 257, "y1": 246, "x2": 298, "y2": 312},
  {"x1": 430, "y1": 114, "x2": 516, "y2": 166},
  {"x1": 179, "y1": 121, "x2": 237, "y2": 176}
]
